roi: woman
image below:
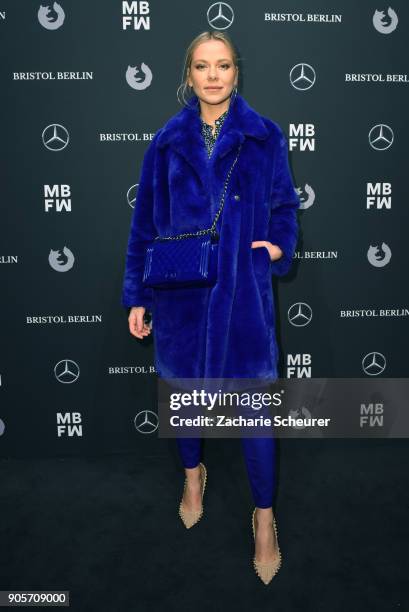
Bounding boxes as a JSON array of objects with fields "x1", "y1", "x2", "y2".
[{"x1": 122, "y1": 31, "x2": 300, "y2": 585}]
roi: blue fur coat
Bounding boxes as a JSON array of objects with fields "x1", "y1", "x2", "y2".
[{"x1": 122, "y1": 93, "x2": 300, "y2": 380}]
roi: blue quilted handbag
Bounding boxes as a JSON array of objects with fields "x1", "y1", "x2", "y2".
[{"x1": 142, "y1": 143, "x2": 241, "y2": 289}]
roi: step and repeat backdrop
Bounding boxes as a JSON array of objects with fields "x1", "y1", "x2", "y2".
[{"x1": 0, "y1": 1, "x2": 407, "y2": 456}]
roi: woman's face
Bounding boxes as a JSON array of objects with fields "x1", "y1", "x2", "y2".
[{"x1": 187, "y1": 39, "x2": 237, "y2": 106}]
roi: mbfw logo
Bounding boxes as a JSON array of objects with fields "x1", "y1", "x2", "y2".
[
  {"x1": 367, "y1": 243, "x2": 392, "y2": 267},
  {"x1": 297, "y1": 184, "x2": 315, "y2": 209},
  {"x1": 126, "y1": 62, "x2": 153, "y2": 90},
  {"x1": 44, "y1": 185, "x2": 72, "y2": 212},
  {"x1": 360, "y1": 403, "x2": 384, "y2": 428},
  {"x1": 38, "y1": 2, "x2": 65, "y2": 30},
  {"x1": 289, "y1": 63, "x2": 316, "y2": 91},
  {"x1": 42, "y1": 124, "x2": 69, "y2": 151},
  {"x1": 287, "y1": 354, "x2": 312, "y2": 378},
  {"x1": 372, "y1": 7, "x2": 398, "y2": 34},
  {"x1": 48, "y1": 246, "x2": 75, "y2": 271},
  {"x1": 366, "y1": 183, "x2": 392, "y2": 210},
  {"x1": 289, "y1": 124, "x2": 315, "y2": 151},
  {"x1": 207, "y1": 3, "x2": 234, "y2": 30},
  {"x1": 56, "y1": 413, "x2": 82, "y2": 437},
  {"x1": 122, "y1": 1, "x2": 150, "y2": 30},
  {"x1": 368, "y1": 124, "x2": 394, "y2": 151}
]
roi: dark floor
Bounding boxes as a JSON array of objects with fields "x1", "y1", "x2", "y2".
[{"x1": 0, "y1": 438, "x2": 408, "y2": 611}]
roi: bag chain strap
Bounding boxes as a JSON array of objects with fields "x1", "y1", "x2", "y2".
[{"x1": 154, "y1": 142, "x2": 242, "y2": 242}]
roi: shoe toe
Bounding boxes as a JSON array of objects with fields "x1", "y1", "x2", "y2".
[
  {"x1": 179, "y1": 504, "x2": 203, "y2": 529},
  {"x1": 253, "y1": 555, "x2": 282, "y2": 585},
  {"x1": 178, "y1": 463, "x2": 206, "y2": 529}
]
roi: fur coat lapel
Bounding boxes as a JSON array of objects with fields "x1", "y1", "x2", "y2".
[{"x1": 156, "y1": 93, "x2": 269, "y2": 191}]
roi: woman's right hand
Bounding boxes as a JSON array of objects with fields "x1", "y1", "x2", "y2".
[{"x1": 128, "y1": 306, "x2": 152, "y2": 339}]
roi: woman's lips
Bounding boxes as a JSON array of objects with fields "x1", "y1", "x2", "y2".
[{"x1": 205, "y1": 87, "x2": 222, "y2": 90}]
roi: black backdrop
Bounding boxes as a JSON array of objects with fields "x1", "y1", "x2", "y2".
[{"x1": 1, "y1": 1, "x2": 408, "y2": 457}]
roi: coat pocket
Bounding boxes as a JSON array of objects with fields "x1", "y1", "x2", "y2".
[
  {"x1": 251, "y1": 246, "x2": 274, "y2": 329},
  {"x1": 251, "y1": 245, "x2": 272, "y2": 279}
]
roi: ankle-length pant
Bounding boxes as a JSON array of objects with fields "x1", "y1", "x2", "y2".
[{"x1": 176, "y1": 435, "x2": 276, "y2": 508}]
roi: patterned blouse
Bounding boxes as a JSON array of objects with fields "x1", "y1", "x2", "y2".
[{"x1": 200, "y1": 108, "x2": 229, "y2": 158}]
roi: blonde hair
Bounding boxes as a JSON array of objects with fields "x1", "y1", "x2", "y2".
[{"x1": 177, "y1": 31, "x2": 240, "y2": 107}]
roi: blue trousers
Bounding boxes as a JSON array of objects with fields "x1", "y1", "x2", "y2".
[{"x1": 176, "y1": 435, "x2": 276, "y2": 508}]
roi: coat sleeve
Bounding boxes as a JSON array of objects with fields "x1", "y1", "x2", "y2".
[
  {"x1": 121, "y1": 131, "x2": 161, "y2": 310},
  {"x1": 267, "y1": 127, "x2": 300, "y2": 277}
]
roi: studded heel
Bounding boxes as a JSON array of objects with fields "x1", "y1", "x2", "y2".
[
  {"x1": 251, "y1": 507, "x2": 282, "y2": 585},
  {"x1": 178, "y1": 462, "x2": 207, "y2": 529}
]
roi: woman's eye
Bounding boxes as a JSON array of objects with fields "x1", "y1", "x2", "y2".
[{"x1": 194, "y1": 63, "x2": 231, "y2": 70}]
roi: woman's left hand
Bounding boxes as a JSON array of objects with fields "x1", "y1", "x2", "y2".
[{"x1": 251, "y1": 240, "x2": 283, "y2": 261}]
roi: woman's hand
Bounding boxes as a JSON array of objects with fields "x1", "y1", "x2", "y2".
[
  {"x1": 251, "y1": 240, "x2": 283, "y2": 261},
  {"x1": 128, "y1": 306, "x2": 152, "y2": 339}
]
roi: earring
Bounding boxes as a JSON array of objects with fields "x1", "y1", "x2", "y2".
[{"x1": 188, "y1": 84, "x2": 198, "y2": 109}]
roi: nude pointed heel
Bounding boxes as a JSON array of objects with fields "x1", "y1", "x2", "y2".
[
  {"x1": 251, "y1": 507, "x2": 282, "y2": 585},
  {"x1": 178, "y1": 462, "x2": 207, "y2": 529}
]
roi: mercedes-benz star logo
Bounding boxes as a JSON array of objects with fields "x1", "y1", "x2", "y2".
[
  {"x1": 127, "y1": 184, "x2": 138, "y2": 209},
  {"x1": 362, "y1": 352, "x2": 386, "y2": 376},
  {"x1": 288, "y1": 302, "x2": 313, "y2": 327},
  {"x1": 207, "y1": 2, "x2": 234, "y2": 30},
  {"x1": 289, "y1": 63, "x2": 316, "y2": 91},
  {"x1": 42, "y1": 124, "x2": 69, "y2": 151},
  {"x1": 368, "y1": 124, "x2": 394, "y2": 151},
  {"x1": 134, "y1": 410, "x2": 159, "y2": 434},
  {"x1": 54, "y1": 359, "x2": 80, "y2": 384}
]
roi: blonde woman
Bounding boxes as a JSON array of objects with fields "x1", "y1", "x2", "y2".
[{"x1": 122, "y1": 31, "x2": 300, "y2": 585}]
